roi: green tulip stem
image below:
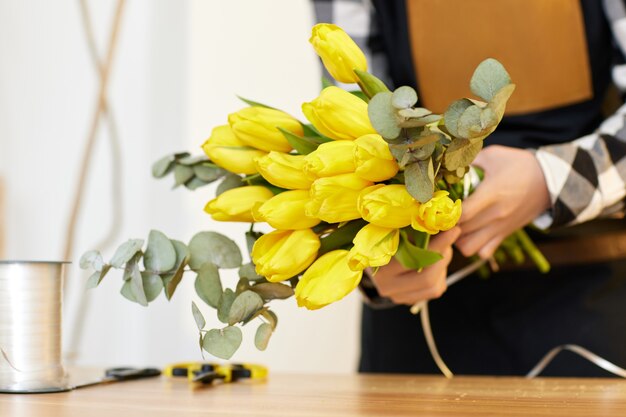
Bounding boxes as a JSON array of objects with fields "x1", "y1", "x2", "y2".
[{"x1": 514, "y1": 229, "x2": 551, "y2": 273}]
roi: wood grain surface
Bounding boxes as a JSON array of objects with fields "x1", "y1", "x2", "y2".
[{"x1": 1, "y1": 370, "x2": 626, "y2": 416}]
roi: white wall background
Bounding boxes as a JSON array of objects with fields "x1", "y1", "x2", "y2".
[{"x1": 0, "y1": 0, "x2": 361, "y2": 373}]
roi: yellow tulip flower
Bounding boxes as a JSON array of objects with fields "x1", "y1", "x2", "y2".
[
  {"x1": 412, "y1": 191, "x2": 462, "y2": 234},
  {"x1": 302, "y1": 86, "x2": 375, "y2": 141},
  {"x1": 252, "y1": 229, "x2": 320, "y2": 283},
  {"x1": 254, "y1": 152, "x2": 313, "y2": 190},
  {"x1": 303, "y1": 140, "x2": 357, "y2": 179},
  {"x1": 201, "y1": 125, "x2": 267, "y2": 175},
  {"x1": 309, "y1": 23, "x2": 367, "y2": 84},
  {"x1": 354, "y1": 134, "x2": 399, "y2": 182},
  {"x1": 229, "y1": 107, "x2": 302, "y2": 153},
  {"x1": 357, "y1": 184, "x2": 416, "y2": 228},
  {"x1": 252, "y1": 190, "x2": 320, "y2": 230},
  {"x1": 204, "y1": 186, "x2": 274, "y2": 222},
  {"x1": 305, "y1": 173, "x2": 373, "y2": 223},
  {"x1": 347, "y1": 224, "x2": 399, "y2": 271},
  {"x1": 295, "y1": 250, "x2": 363, "y2": 310}
]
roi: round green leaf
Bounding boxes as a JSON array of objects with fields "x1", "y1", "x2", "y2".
[
  {"x1": 152, "y1": 155, "x2": 175, "y2": 178},
  {"x1": 254, "y1": 323, "x2": 273, "y2": 351},
  {"x1": 141, "y1": 272, "x2": 163, "y2": 302},
  {"x1": 227, "y1": 290, "x2": 264, "y2": 326},
  {"x1": 444, "y1": 99, "x2": 473, "y2": 138},
  {"x1": 130, "y1": 267, "x2": 148, "y2": 307},
  {"x1": 195, "y1": 263, "x2": 222, "y2": 308},
  {"x1": 80, "y1": 250, "x2": 103, "y2": 270},
  {"x1": 193, "y1": 164, "x2": 226, "y2": 182},
  {"x1": 238, "y1": 262, "x2": 264, "y2": 282},
  {"x1": 185, "y1": 177, "x2": 209, "y2": 190},
  {"x1": 110, "y1": 239, "x2": 144, "y2": 268},
  {"x1": 143, "y1": 230, "x2": 177, "y2": 273},
  {"x1": 174, "y1": 164, "x2": 194, "y2": 186},
  {"x1": 368, "y1": 92, "x2": 401, "y2": 140},
  {"x1": 191, "y1": 301, "x2": 206, "y2": 331},
  {"x1": 188, "y1": 232, "x2": 243, "y2": 270},
  {"x1": 470, "y1": 58, "x2": 511, "y2": 102},
  {"x1": 391, "y1": 86, "x2": 418, "y2": 109},
  {"x1": 203, "y1": 327, "x2": 243, "y2": 360},
  {"x1": 218, "y1": 289, "x2": 236, "y2": 324},
  {"x1": 216, "y1": 173, "x2": 245, "y2": 195}
]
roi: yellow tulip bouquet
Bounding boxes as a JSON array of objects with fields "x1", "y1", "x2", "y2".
[{"x1": 81, "y1": 24, "x2": 548, "y2": 359}]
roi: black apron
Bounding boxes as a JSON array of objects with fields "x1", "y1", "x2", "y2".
[{"x1": 361, "y1": 0, "x2": 626, "y2": 376}]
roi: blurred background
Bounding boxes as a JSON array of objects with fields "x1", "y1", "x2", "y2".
[{"x1": 0, "y1": 0, "x2": 361, "y2": 373}]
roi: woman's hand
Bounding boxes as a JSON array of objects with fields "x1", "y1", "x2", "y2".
[
  {"x1": 456, "y1": 145, "x2": 551, "y2": 259},
  {"x1": 370, "y1": 227, "x2": 461, "y2": 305}
]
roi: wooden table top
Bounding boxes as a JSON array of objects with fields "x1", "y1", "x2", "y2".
[{"x1": 1, "y1": 371, "x2": 626, "y2": 417}]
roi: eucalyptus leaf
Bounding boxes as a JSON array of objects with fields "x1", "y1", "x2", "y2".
[
  {"x1": 193, "y1": 164, "x2": 226, "y2": 182},
  {"x1": 203, "y1": 327, "x2": 243, "y2": 360},
  {"x1": 444, "y1": 99, "x2": 473, "y2": 138},
  {"x1": 444, "y1": 138, "x2": 483, "y2": 171},
  {"x1": 120, "y1": 280, "x2": 136, "y2": 303},
  {"x1": 405, "y1": 160, "x2": 434, "y2": 203},
  {"x1": 86, "y1": 264, "x2": 112, "y2": 289},
  {"x1": 354, "y1": 69, "x2": 390, "y2": 98},
  {"x1": 368, "y1": 92, "x2": 401, "y2": 140},
  {"x1": 321, "y1": 76, "x2": 334, "y2": 89},
  {"x1": 184, "y1": 177, "x2": 208, "y2": 191},
  {"x1": 163, "y1": 240, "x2": 190, "y2": 300},
  {"x1": 122, "y1": 253, "x2": 142, "y2": 281},
  {"x1": 250, "y1": 282, "x2": 294, "y2": 300},
  {"x1": 130, "y1": 267, "x2": 148, "y2": 306},
  {"x1": 391, "y1": 86, "x2": 418, "y2": 109},
  {"x1": 174, "y1": 164, "x2": 194, "y2": 186},
  {"x1": 178, "y1": 155, "x2": 208, "y2": 166},
  {"x1": 143, "y1": 230, "x2": 177, "y2": 273},
  {"x1": 152, "y1": 155, "x2": 175, "y2": 178},
  {"x1": 188, "y1": 231, "x2": 243, "y2": 270},
  {"x1": 216, "y1": 174, "x2": 245, "y2": 195},
  {"x1": 227, "y1": 290, "x2": 264, "y2": 326},
  {"x1": 80, "y1": 250, "x2": 103, "y2": 270},
  {"x1": 191, "y1": 301, "x2": 206, "y2": 331},
  {"x1": 235, "y1": 277, "x2": 250, "y2": 294},
  {"x1": 141, "y1": 272, "x2": 163, "y2": 302},
  {"x1": 470, "y1": 58, "x2": 512, "y2": 102},
  {"x1": 397, "y1": 107, "x2": 432, "y2": 119},
  {"x1": 195, "y1": 263, "x2": 222, "y2": 308},
  {"x1": 239, "y1": 262, "x2": 264, "y2": 282},
  {"x1": 254, "y1": 323, "x2": 273, "y2": 351},
  {"x1": 110, "y1": 239, "x2": 144, "y2": 268},
  {"x1": 245, "y1": 231, "x2": 263, "y2": 256},
  {"x1": 217, "y1": 289, "x2": 236, "y2": 324}
]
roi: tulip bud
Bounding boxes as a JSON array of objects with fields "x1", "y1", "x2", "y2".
[
  {"x1": 303, "y1": 140, "x2": 356, "y2": 179},
  {"x1": 305, "y1": 173, "x2": 373, "y2": 223},
  {"x1": 252, "y1": 190, "x2": 320, "y2": 230},
  {"x1": 354, "y1": 134, "x2": 399, "y2": 182},
  {"x1": 201, "y1": 125, "x2": 267, "y2": 175},
  {"x1": 412, "y1": 191, "x2": 462, "y2": 234},
  {"x1": 295, "y1": 250, "x2": 363, "y2": 310},
  {"x1": 204, "y1": 186, "x2": 274, "y2": 222},
  {"x1": 347, "y1": 224, "x2": 399, "y2": 271},
  {"x1": 229, "y1": 107, "x2": 303, "y2": 153},
  {"x1": 254, "y1": 152, "x2": 313, "y2": 190},
  {"x1": 302, "y1": 86, "x2": 375, "y2": 141},
  {"x1": 358, "y1": 184, "x2": 416, "y2": 228},
  {"x1": 252, "y1": 229, "x2": 320, "y2": 283},
  {"x1": 309, "y1": 23, "x2": 367, "y2": 84}
]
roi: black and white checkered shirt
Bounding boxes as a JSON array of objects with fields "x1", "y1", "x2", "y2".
[{"x1": 313, "y1": 0, "x2": 626, "y2": 229}]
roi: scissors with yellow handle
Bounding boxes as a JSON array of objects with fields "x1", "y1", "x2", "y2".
[{"x1": 164, "y1": 362, "x2": 268, "y2": 384}]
